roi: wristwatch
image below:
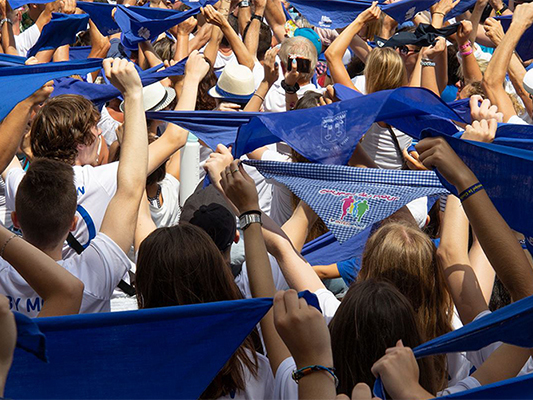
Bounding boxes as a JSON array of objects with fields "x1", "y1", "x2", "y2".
[
  {"x1": 0, "y1": 18, "x2": 13, "y2": 28},
  {"x1": 239, "y1": 212, "x2": 262, "y2": 231},
  {"x1": 240, "y1": 0, "x2": 250, "y2": 7},
  {"x1": 281, "y1": 79, "x2": 300, "y2": 94},
  {"x1": 495, "y1": 4, "x2": 508, "y2": 15},
  {"x1": 251, "y1": 13, "x2": 264, "y2": 22}
]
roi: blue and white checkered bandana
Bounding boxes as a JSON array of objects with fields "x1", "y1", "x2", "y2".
[{"x1": 245, "y1": 160, "x2": 449, "y2": 243}]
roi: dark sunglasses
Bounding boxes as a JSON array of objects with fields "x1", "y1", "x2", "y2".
[{"x1": 398, "y1": 45, "x2": 420, "y2": 56}]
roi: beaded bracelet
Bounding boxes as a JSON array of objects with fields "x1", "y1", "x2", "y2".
[
  {"x1": 458, "y1": 182, "x2": 484, "y2": 202},
  {"x1": 0, "y1": 233, "x2": 18, "y2": 258},
  {"x1": 292, "y1": 365, "x2": 339, "y2": 387},
  {"x1": 459, "y1": 41, "x2": 471, "y2": 50}
]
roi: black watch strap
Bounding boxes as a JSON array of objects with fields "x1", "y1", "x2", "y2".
[
  {"x1": 251, "y1": 13, "x2": 263, "y2": 22},
  {"x1": 281, "y1": 79, "x2": 300, "y2": 94}
]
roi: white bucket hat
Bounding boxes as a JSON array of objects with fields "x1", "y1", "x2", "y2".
[
  {"x1": 120, "y1": 82, "x2": 176, "y2": 112},
  {"x1": 524, "y1": 68, "x2": 533, "y2": 96},
  {"x1": 208, "y1": 63, "x2": 255, "y2": 103}
]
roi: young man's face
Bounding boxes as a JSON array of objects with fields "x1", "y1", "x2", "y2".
[{"x1": 76, "y1": 126, "x2": 102, "y2": 167}]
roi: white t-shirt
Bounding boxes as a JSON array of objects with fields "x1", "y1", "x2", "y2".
[
  {"x1": 219, "y1": 351, "x2": 275, "y2": 400},
  {"x1": 508, "y1": 115, "x2": 530, "y2": 125},
  {"x1": 0, "y1": 178, "x2": 12, "y2": 229},
  {"x1": 0, "y1": 233, "x2": 131, "y2": 317},
  {"x1": 98, "y1": 106, "x2": 121, "y2": 146},
  {"x1": 5, "y1": 163, "x2": 119, "y2": 259},
  {"x1": 262, "y1": 149, "x2": 292, "y2": 225},
  {"x1": 360, "y1": 123, "x2": 412, "y2": 170},
  {"x1": 15, "y1": 24, "x2": 40, "y2": 57},
  {"x1": 263, "y1": 79, "x2": 324, "y2": 113},
  {"x1": 149, "y1": 174, "x2": 181, "y2": 228}
]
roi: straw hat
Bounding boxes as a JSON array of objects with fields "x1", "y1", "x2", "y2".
[
  {"x1": 120, "y1": 82, "x2": 176, "y2": 112},
  {"x1": 208, "y1": 63, "x2": 255, "y2": 103}
]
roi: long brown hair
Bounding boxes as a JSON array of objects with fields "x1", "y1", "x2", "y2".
[
  {"x1": 330, "y1": 279, "x2": 439, "y2": 396},
  {"x1": 358, "y1": 222, "x2": 453, "y2": 391},
  {"x1": 136, "y1": 223, "x2": 258, "y2": 398}
]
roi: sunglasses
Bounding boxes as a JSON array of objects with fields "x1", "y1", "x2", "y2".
[{"x1": 398, "y1": 46, "x2": 420, "y2": 56}]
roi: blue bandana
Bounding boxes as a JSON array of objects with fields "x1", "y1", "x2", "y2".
[
  {"x1": 6, "y1": 293, "x2": 318, "y2": 399},
  {"x1": 77, "y1": 1, "x2": 121, "y2": 36},
  {"x1": 496, "y1": 15, "x2": 533, "y2": 60},
  {"x1": 0, "y1": 58, "x2": 103, "y2": 121},
  {"x1": 288, "y1": 0, "x2": 439, "y2": 29},
  {"x1": 27, "y1": 13, "x2": 89, "y2": 58},
  {"x1": 244, "y1": 159, "x2": 449, "y2": 243}
]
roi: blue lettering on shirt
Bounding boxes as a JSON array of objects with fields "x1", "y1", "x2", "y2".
[{"x1": 77, "y1": 186, "x2": 86, "y2": 196}]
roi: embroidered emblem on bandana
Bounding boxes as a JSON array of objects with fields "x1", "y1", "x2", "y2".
[
  {"x1": 404, "y1": 6, "x2": 417, "y2": 21},
  {"x1": 318, "y1": 15, "x2": 332, "y2": 28},
  {"x1": 244, "y1": 160, "x2": 450, "y2": 243},
  {"x1": 138, "y1": 27, "x2": 151, "y2": 40}
]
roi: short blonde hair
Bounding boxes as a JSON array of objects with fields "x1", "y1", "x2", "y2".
[
  {"x1": 364, "y1": 47, "x2": 407, "y2": 94},
  {"x1": 279, "y1": 36, "x2": 318, "y2": 83}
]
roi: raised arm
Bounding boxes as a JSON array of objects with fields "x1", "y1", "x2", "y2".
[
  {"x1": 221, "y1": 160, "x2": 291, "y2": 374},
  {"x1": 0, "y1": 83, "x2": 53, "y2": 175},
  {"x1": 263, "y1": 0, "x2": 286, "y2": 43},
  {"x1": 147, "y1": 51, "x2": 209, "y2": 174},
  {"x1": 0, "y1": 225, "x2": 84, "y2": 317},
  {"x1": 242, "y1": 0, "x2": 265, "y2": 60},
  {"x1": 174, "y1": 16, "x2": 198, "y2": 62},
  {"x1": 420, "y1": 36, "x2": 446, "y2": 95},
  {"x1": 482, "y1": 3, "x2": 533, "y2": 122},
  {"x1": 202, "y1": 5, "x2": 255, "y2": 70},
  {"x1": 202, "y1": 0, "x2": 229, "y2": 67},
  {"x1": 244, "y1": 47, "x2": 278, "y2": 111},
  {"x1": 456, "y1": 21, "x2": 483, "y2": 85},
  {"x1": 99, "y1": 58, "x2": 148, "y2": 254},
  {"x1": 484, "y1": 17, "x2": 533, "y2": 118},
  {"x1": 324, "y1": 2, "x2": 381, "y2": 90},
  {"x1": 0, "y1": 0, "x2": 17, "y2": 56},
  {"x1": 417, "y1": 137, "x2": 533, "y2": 301}
]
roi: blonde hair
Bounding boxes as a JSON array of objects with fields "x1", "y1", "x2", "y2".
[
  {"x1": 358, "y1": 222, "x2": 453, "y2": 392},
  {"x1": 364, "y1": 47, "x2": 407, "y2": 94},
  {"x1": 279, "y1": 36, "x2": 318, "y2": 83}
]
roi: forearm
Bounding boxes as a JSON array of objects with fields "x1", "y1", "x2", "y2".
[
  {"x1": 461, "y1": 47, "x2": 484, "y2": 84},
  {"x1": 262, "y1": 213, "x2": 325, "y2": 293},
  {"x1": 1, "y1": 21, "x2": 17, "y2": 56},
  {"x1": 238, "y1": 4, "x2": 252, "y2": 36},
  {"x1": 421, "y1": 63, "x2": 440, "y2": 95},
  {"x1": 244, "y1": 19, "x2": 261, "y2": 60},
  {"x1": 469, "y1": 1, "x2": 488, "y2": 43},
  {"x1": 434, "y1": 47, "x2": 448, "y2": 93},
  {"x1": 139, "y1": 41, "x2": 162, "y2": 69},
  {"x1": 244, "y1": 80, "x2": 269, "y2": 111},
  {"x1": 437, "y1": 195, "x2": 488, "y2": 324},
  {"x1": 119, "y1": 90, "x2": 148, "y2": 195},
  {"x1": 484, "y1": 23, "x2": 525, "y2": 89},
  {"x1": 281, "y1": 200, "x2": 318, "y2": 252},
  {"x1": 221, "y1": 21, "x2": 255, "y2": 70},
  {"x1": 186, "y1": 23, "x2": 212, "y2": 54},
  {"x1": 0, "y1": 101, "x2": 32, "y2": 174},
  {"x1": 264, "y1": 0, "x2": 286, "y2": 43},
  {"x1": 175, "y1": 33, "x2": 189, "y2": 62},
  {"x1": 0, "y1": 225, "x2": 84, "y2": 316},
  {"x1": 459, "y1": 177, "x2": 533, "y2": 301},
  {"x1": 203, "y1": 26, "x2": 223, "y2": 67},
  {"x1": 53, "y1": 44, "x2": 69, "y2": 62},
  {"x1": 508, "y1": 53, "x2": 533, "y2": 117},
  {"x1": 35, "y1": 8, "x2": 52, "y2": 31},
  {"x1": 348, "y1": 33, "x2": 371, "y2": 63}
]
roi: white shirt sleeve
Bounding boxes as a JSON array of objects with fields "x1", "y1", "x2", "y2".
[
  {"x1": 14, "y1": 24, "x2": 41, "y2": 57},
  {"x1": 438, "y1": 376, "x2": 481, "y2": 396},
  {"x1": 273, "y1": 357, "x2": 299, "y2": 400},
  {"x1": 5, "y1": 168, "x2": 26, "y2": 213},
  {"x1": 64, "y1": 232, "x2": 131, "y2": 299},
  {"x1": 314, "y1": 288, "x2": 341, "y2": 325},
  {"x1": 508, "y1": 115, "x2": 530, "y2": 125},
  {"x1": 465, "y1": 310, "x2": 503, "y2": 369}
]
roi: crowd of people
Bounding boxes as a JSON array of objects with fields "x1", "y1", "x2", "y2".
[{"x1": 0, "y1": 0, "x2": 533, "y2": 398}]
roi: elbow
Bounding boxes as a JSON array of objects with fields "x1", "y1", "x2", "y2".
[
  {"x1": 324, "y1": 47, "x2": 336, "y2": 63},
  {"x1": 435, "y1": 245, "x2": 454, "y2": 270}
]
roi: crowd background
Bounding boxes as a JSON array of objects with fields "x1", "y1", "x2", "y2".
[{"x1": 1, "y1": 0, "x2": 533, "y2": 398}]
